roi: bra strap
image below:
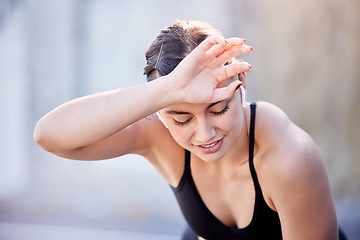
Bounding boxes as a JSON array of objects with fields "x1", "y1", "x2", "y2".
[
  {"x1": 249, "y1": 102, "x2": 260, "y2": 187},
  {"x1": 185, "y1": 149, "x2": 191, "y2": 169}
]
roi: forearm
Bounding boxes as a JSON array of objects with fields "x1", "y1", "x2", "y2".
[
  {"x1": 34, "y1": 36, "x2": 250, "y2": 153},
  {"x1": 34, "y1": 75, "x2": 177, "y2": 152}
]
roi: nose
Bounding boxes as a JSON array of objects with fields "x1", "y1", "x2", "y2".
[{"x1": 195, "y1": 119, "x2": 216, "y2": 144}]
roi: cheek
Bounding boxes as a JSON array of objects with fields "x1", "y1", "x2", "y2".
[
  {"x1": 168, "y1": 127, "x2": 193, "y2": 147},
  {"x1": 221, "y1": 105, "x2": 243, "y2": 134}
]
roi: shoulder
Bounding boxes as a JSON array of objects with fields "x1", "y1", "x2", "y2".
[
  {"x1": 253, "y1": 101, "x2": 315, "y2": 157},
  {"x1": 252, "y1": 101, "x2": 327, "y2": 207},
  {"x1": 254, "y1": 101, "x2": 324, "y2": 191},
  {"x1": 253, "y1": 101, "x2": 292, "y2": 142},
  {"x1": 135, "y1": 114, "x2": 186, "y2": 186},
  {"x1": 133, "y1": 114, "x2": 180, "y2": 158},
  {"x1": 253, "y1": 102, "x2": 337, "y2": 239}
]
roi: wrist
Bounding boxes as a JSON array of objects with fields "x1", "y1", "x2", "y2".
[{"x1": 159, "y1": 74, "x2": 183, "y2": 105}]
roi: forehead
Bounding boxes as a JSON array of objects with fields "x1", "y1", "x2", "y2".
[
  {"x1": 163, "y1": 95, "x2": 235, "y2": 115},
  {"x1": 163, "y1": 102, "x2": 211, "y2": 114}
]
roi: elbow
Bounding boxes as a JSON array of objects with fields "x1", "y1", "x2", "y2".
[
  {"x1": 33, "y1": 120, "x2": 54, "y2": 153},
  {"x1": 33, "y1": 120, "x2": 80, "y2": 159},
  {"x1": 33, "y1": 121, "x2": 41, "y2": 144}
]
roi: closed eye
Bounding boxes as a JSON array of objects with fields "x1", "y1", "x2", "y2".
[
  {"x1": 211, "y1": 104, "x2": 229, "y2": 116},
  {"x1": 173, "y1": 118, "x2": 192, "y2": 126}
]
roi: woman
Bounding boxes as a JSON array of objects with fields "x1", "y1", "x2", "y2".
[{"x1": 34, "y1": 20, "x2": 343, "y2": 239}]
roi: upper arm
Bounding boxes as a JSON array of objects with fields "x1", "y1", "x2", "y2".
[{"x1": 274, "y1": 147, "x2": 337, "y2": 239}]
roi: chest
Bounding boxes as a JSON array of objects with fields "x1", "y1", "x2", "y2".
[
  {"x1": 190, "y1": 161, "x2": 256, "y2": 229},
  {"x1": 154, "y1": 142, "x2": 258, "y2": 229}
]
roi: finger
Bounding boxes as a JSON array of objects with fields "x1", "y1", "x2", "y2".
[
  {"x1": 216, "y1": 45, "x2": 253, "y2": 63},
  {"x1": 225, "y1": 37, "x2": 247, "y2": 47},
  {"x1": 206, "y1": 44, "x2": 227, "y2": 58},
  {"x1": 196, "y1": 35, "x2": 228, "y2": 53},
  {"x1": 206, "y1": 37, "x2": 246, "y2": 58},
  {"x1": 223, "y1": 61, "x2": 252, "y2": 80},
  {"x1": 211, "y1": 80, "x2": 242, "y2": 102}
]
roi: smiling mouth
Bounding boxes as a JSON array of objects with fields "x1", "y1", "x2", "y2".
[
  {"x1": 195, "y1": 138, "x2": 223, "y2": 154},
  {"x1": 200, "y1": 141, "x2": 218, "y2": 148}
]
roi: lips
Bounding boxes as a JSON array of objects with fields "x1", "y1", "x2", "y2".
[
  {"x1": 195, "y1": 138, "x2": 223, "y2": 154},
  {"x1": 201, "y1": 142, "x2": 217, "y2": 148}
]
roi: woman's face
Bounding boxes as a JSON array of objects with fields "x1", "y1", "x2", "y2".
[{"x1": 159, "y1": 90, "x2": 245, "y2": 162}]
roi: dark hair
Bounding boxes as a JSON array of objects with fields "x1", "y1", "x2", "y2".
[{"x1": 144, "y1": 20, "x2": 222, "y2": 82}]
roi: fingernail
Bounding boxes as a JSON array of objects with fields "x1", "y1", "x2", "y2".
[
  {"x1": 235, "y1": 84, "x2": 241, "y2": 91},
  {"x1": 243, "y1": 39, "x2": 247, "y2": 44},
  {"x1": 248, "y1": 64, "x2": 252, "y2": 70},
  {"x1": 249, "y1": 46, "x2": 253, "y2": 52},
  {"x1": 225, "y1": 39, "x2": 229, "y2": 44}
]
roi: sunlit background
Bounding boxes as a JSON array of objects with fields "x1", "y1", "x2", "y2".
[{"x1": 0, "y1": 0, "x2": 359, "y2": 239}]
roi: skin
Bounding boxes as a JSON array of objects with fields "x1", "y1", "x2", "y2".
[{"x1": 34, "y1": 36, "x2": 338, "y2": 239}]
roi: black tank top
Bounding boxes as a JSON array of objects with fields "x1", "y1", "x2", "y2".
[{"x1": 171, "y1": 103, "x2": 283, "y2": 240}]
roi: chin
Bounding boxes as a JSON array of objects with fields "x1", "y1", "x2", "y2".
[{"x1": 192, "y1": 146, "x2": 228, "y2": 163}]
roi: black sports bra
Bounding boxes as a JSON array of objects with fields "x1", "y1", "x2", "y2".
[{"x1": 171, "y1": 102, "x2": 283, "y2": 240}]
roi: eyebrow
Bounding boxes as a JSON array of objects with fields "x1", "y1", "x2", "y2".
[{"x1": 165, "y1": 101, "x2": 223, "y2": 115}]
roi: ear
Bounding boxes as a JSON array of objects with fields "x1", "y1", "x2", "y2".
[{"x1": 239, "y1": 73, "x2": 247, "y2": 90}]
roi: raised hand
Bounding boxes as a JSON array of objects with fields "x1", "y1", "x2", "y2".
[{"x1": 167, "y1": 36, "x2": 252, "y2": 104}]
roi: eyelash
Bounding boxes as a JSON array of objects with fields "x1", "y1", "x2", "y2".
[
  {"x1": 173, "y1": 104, "x2": 229, "y2": 127},
  {"x1": 211, "y1": 105, "x2": 229, "y2": 116},
  {"x1": 173, "y1": 118, "x2": 192, "y2": 126}
]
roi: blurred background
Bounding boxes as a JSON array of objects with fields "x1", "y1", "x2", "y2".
[{"x1": 0, "y1": 0, "x2": 359, "y2": 239}]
